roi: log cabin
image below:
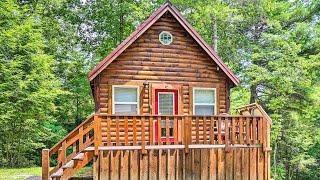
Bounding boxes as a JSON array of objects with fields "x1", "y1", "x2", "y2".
[{"x1": 42, "y1": 2, "x2": 271, "y2": 180}]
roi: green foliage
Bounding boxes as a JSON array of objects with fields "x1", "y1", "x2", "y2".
[{"x1": 0, "y1": 0, "x2": 319, "y2": 179}]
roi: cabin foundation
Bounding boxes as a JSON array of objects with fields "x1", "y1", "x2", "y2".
[{"x1": 92, "y1": 147, "x2": 270, "y2": 180}]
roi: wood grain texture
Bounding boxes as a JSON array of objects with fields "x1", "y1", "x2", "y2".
[
  {"x1": 95, "y1": 13, "x2": 230, "y2": 114},
  {"x1": 96, "y1": 148, "x2": 268, "y2": 180}
]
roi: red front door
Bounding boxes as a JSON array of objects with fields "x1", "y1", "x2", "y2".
[{"x1": 155, "y1": 89, "x2": 178, "y2": 142}]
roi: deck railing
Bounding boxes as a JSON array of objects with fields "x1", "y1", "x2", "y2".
[
  {"x1": 42, "y1": 113, "x2": 271, "y2": 179},
  {"x1": 96, "y1": 115, "x2": 269, "y2": 153}
]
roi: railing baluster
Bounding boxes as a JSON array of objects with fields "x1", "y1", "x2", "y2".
[
  {"x1": 174, "y1": 116, "x2": 178, "y2": 145},
  {"x1": 181, "y1": 116, "x2": 185, "y2": 145},
  {"x1": 73, "y1": 142, "x2": 77, "y2": 156},
  {"x1": 107, "y1": 116, "x2": 111, "y2": 146},
  {"x1": 133, "y1": 116, "x2": 137, "y2": 145},
  {"x1": 258, "y1": 117, "x2": 262, "y2": 144},
  {"x1": 239, "y1": 117, "x2": 243, "y2": 144},
  {"x1": 57, "y1": 148, "x2": 62, "y2": 166},
  {"x1": 218, "y1": 117, "x2": 222, "y2": 144},
  {"x1": 246, "y1": 117, "x2": 251, "y2": 144},
  {"x1": 116, "y1": 116, "x2": 120, "y2": 145},
  {"x1": 196, "y1": 116, "x2": 199, "y2": 144},
  {"x1": 210, "y1": 117, "x2": 215, "y2": 144},
  {"x1": 252, "y1": 117, "x2": 257, "y2": 144},
  {"x1": 157, "y1": 116, "x2": 162, "y2": 145},
  {"x1": 224, "y1": 117, "x2": 229, "y2": 147},
  {"x1": 79, "y1": 126, "x2": 84, "y2": 150},
  {"x1": 232, "y1": 117, "x2": 236, "y2": 144},
  {"x1": 166, "y1": 116, "x2": 170, "y2": 145},
  {"x1": 203, "y1": 116, "x2": 207, "y2": 144},
  {"x1": 141, "y1": 116, "x2": 146, "y2": 154},
  {"x1": 61, "y1": 141, "x2": 66, "y2": 164},
  {"x1": 184, "y1": 116, "x2": 190, "y2": 153},
  {"x1": 150, "y1": 116, "x2": 154, "y2": 145},
  {"x1": 125, "y1": 116, "x2": 128, "y2": 146}
]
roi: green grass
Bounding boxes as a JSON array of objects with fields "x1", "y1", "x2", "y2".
[{"x1": 0, "y1": 167, "x2": 41, "y2": 180}]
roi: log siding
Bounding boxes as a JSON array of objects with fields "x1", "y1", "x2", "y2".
[{"x1": 95, "y1": 12, "x2": 231, "y2": 115}]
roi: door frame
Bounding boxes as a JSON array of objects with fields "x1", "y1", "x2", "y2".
[{"x1": 154, "y1": 89, "x2": 178, "y2": 142}]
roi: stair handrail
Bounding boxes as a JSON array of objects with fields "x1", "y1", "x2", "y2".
[
  {"x1": 49, "y1": 114, "x2": 95, "y2": 155},
  {"x1": 42, "y1": 114, "x2": 95, "y2": 179}
]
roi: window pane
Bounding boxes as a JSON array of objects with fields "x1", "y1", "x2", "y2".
[
  {"x1": 159, "y1": 32, "x2": 172, "y2": 45},
  {"x1": 159, "y1": 93, "x2": 174, "y2": 115},
  {"x1": 115, "y1": 104, "x2": 137, "y2": 114},
  {"x1": 194, "y1": 89, "x2": 215, "y2": 104},
  {"x1": 114, "y1": 87, "x2": 137, "y2": 102},
  {"x1": 195, "y1": 105, "x2": 214, "y2": 115}
]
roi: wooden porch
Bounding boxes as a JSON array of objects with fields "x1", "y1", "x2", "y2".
[{"x1": 42, "y1": 104, "x2": 271, "y2": 180}]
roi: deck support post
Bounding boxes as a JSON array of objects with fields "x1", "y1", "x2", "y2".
[
  {"x1": 93, "y1": 155, "x2": 100, "y2": 180},
  {"x1": 42, "y1": 149, "x2": 50, "y2": 180}
]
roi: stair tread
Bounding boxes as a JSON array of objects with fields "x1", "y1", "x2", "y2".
[
  {"x1": 62, "y1": 160, "x2": 74, "y2": 169},
  {"x1": 84, "y1": 146, "x2": 94, "y2": 151},
  {"x1": 51, "y1": 168, "x2": 63, "y2": 177},
  {"x1": 73, "y1": 153, "x2": 85, "y2": 160}
]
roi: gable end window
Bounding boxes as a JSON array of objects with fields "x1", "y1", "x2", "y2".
[
  {"x1": 112, "y1": 86, "x2": 139, "y2": 114},
  {"x1": 193, "y1": 88, "x2": 217, "y2": 115},
  {"x1": 159, "y1": 31, "x2": 173, "y2": 45}
]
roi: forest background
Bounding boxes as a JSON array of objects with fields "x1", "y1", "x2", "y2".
[{"x1": 0, "y1": 0, "x2": 319, "y2": 179}]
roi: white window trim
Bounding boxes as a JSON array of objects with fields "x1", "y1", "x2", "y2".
[
  {"x1": 193, "y1": 87, "x2": 217, "y2": 115},
  {"x1": 159, "y1": 31, "x2": 173, "y2": 45},
  {"x1": 157, "y1": 92, "x2": 175, "y2": 115},
  {"x1": 112, "y1": 85, "x2": 140, "y2": 115}
]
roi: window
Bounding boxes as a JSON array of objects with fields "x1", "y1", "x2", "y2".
[
  {"x1": 193, "y1": 88, "x2": 216, "y2": 115},
  {"x1": 159, "y1": 31, "x2": 173, "y2": 45},
  {"x1": 158, "y1": 92, "x2": 174, "y2": 115},
  {"x1": 112, "y1": 86, "x2": 139, "y2": 114}
]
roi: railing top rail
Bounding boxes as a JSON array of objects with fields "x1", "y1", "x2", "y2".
[
  {"x1": 49, "y1": 114, "x2": 94, "y2": 155},
  {"x1": 96, "y1": 114, "x2": 264, "y2": 118}
]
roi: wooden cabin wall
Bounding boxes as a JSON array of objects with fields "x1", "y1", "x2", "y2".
[{"x1": 94, "y1": 12, "x2": 231, "y2": 115}]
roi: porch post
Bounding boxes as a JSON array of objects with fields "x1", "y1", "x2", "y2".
[
  {"x1": 94, "y1": 115, "x2": 102, "y2": 156},
  {"x1": 42, "y1": 149, "x2": 49, "y2": 180}
]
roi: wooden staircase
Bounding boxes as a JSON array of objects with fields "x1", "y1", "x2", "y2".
[{"x1": 42, "y1": 115, "x2": 98, "y2": 180}]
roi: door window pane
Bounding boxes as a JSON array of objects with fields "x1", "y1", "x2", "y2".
[{"x1": 159, "y1": 93, "x2": 174, "y2": 115}]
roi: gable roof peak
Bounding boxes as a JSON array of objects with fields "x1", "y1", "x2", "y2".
[{"x1": 88, "y1": 1, "x2": 240, "y2": 86}]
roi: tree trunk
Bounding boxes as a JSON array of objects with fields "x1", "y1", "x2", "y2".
[
  {"x1": 119, "y1": 0, "x2": 124, "y2": 44},
  {"x1": 250, "y1": 85, "x2": 257, "y2": 103},
  {"x1": 211, "y1": 15, "x2": 218, "y2": 52}
]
